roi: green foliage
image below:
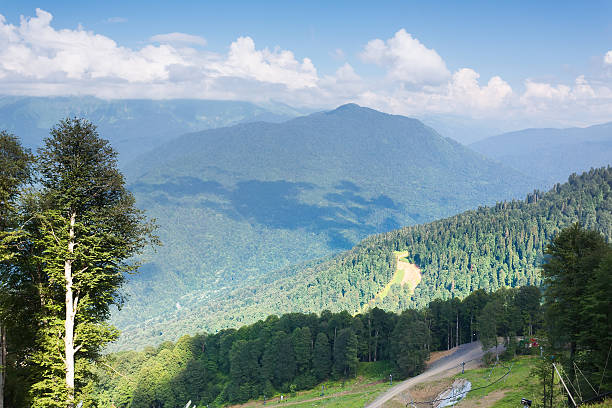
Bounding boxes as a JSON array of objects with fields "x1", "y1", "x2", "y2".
[
  {"x1": 118, "y1": 167, "x2": 611, "y2": 350},
  {"x1": 0, "y1": 131, "x2": 35, "y2": 408},
  {"x1": 22, "y1": 118, "x2": 157, "y2": 406},
  {"x1": 112, "y1": 104, "x2": 539, "y2": 348},
  {"x1": 390, "y1": 310, "x2": 430, "y2": 378},
  {"x1": 333, "y1": 328, "x2": 358, "y2": 378},
  {"x1": 95, "y1": 286, "x2": 541, "y2": 406},
  {"x1": 541, "y1": 223, "x2": 612, "y2": 403},
  {"x1": 0, "y1": 121, "x2": 157, "y2": 407},
  {"x1": 313, "y1": 333, "x2": 331, "y2": 382}
]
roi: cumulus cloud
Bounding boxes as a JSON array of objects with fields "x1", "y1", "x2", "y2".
[
  {"x1": 448, "y1": 69, "x2": 513, "y2": 110},
  {"x1": 353, "y1": 68, "x2": 513, "y2": 119},
  {"x1": 520, "y1": 76, "x2": 602, "y2": 106},
  {"x1": 0, "y1": 9, "x2": 184, "y2": 82},
  {"x1": 335, "y1": 63, "x2": 360, "y2": 82},
  {"x1": 217, "y1": 36, "x2": 318, "y2": 89},
  {"x1": 0, "y1": 9, "x2": 318, "y2": 95},
  {"x1": 150, "y1": 32, "x2": 207, "y2": 47},
  {"x1": 0, "y1": 10, "x2": 610, "y2": 128},
  {"x1": 361, "y1": 29, "x2": 450, "y2": 84}
]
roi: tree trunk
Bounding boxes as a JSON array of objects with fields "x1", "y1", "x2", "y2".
[
  {"x1": 367, "y1": 316, "x2": 371, "y2": 362},
  {"x1": 64, "y1": 212, "x2": 78, "y2": 408},
  {"x1": 373, "y1": 329, "x2": 378, "y2": 362},
  {"x1": 470, "y1": 315, "x2": 473, "y2": 342},
  {"x1": 0, "y1": 324, "x2": 5, "y2": 408}
]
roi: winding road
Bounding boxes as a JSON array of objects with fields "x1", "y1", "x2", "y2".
[{"x1": 365, "y1": 341, "x2": 492, "y2": 408}]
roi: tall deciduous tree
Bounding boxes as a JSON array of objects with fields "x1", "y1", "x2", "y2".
[
  {"x1": 0, "y1": 131, "x2": 33, "y2": 408},
  {"x1": 31, "y1": 118, "x2": 156, "y2": 407}
]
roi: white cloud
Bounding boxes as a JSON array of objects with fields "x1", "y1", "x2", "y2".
[
  {"x1": 605, "y1": 50, "x2": 612, "y2": 65},
  {"x1": 0, "y1": 9, "x2": 184, "y2": 82},
  {"x1": 520, "y1": 75, "x2": 601, "y2": 107},
  {"x1": 335, "y1": 63, "x2": 360, "y2": 82},
  {"x1": 522, "y1": 81, "x2": 571, "y2": 101},
  {"x1": 218, "y1": 36, "x2": 318, "y2": 89},
  {"x1": 361, "y1": 29, "x2": 450, "y2": 84},
  {"x1": 352, "y1": 69, "x2": 513, "y2": 119},
  {"x1": 0, "y1": 9, "x2": 318, "y2": 93},
  {"x1": 0, "y1": 11, "x2": 610, "y2": 129},
  {"x1": 150, "y1": 32, "x2": 207, "y2": 47},
  {"x1": 448, "y1": 69, "x2": 513, "y2": 110}
]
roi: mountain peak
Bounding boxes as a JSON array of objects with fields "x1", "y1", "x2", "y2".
[{"x1": 326, "y1": 103, "x2": 376, "y2": 115}]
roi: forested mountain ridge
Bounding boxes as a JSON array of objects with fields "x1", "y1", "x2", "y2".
[
  {"x1": 112, "y1": 103, "x2": 537, "y2": 342},
  {"x1": 115, "y1": 167, "x2": 611, "y2": 350},
  {"x1": 470, "y1": 122, "x2": 612, "y2": 185},
  {"x1": 0, "y1": 96, "x2": 300, "y2": 164}
]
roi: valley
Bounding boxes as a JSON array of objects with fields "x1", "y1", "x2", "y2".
[
  {"x1": 1, "y1": 4, "x2": 611, "y2": 407},
  {"x1": 114, "y1": 166, "x2": 611, "y2": 350},
  {"x1": 110, "y1": 104, "x2": 542, "y2": 343}
]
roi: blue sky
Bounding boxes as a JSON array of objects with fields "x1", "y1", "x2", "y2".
[{"x1": 0, "y1": 1, "x2": 611, "y2": 131}]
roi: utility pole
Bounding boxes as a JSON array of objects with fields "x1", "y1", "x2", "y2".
[
  {"x1": 456, "y1": 313, "x2": 459, "y2": 347},
  {"x1": 550, "y1": 360, "x2": 554, "y2": 408},
  {"x1": 0, "y1": 325, "x2": 4, "y2": 408}
]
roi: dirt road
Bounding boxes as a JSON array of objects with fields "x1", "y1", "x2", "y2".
[{"x1": 365, "y1": 341, "x2": 489, "y2": 408}]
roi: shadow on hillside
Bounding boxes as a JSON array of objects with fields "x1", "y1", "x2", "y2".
[{"x1": 131, "y1": 177, "x2": 402, "y2": 249}]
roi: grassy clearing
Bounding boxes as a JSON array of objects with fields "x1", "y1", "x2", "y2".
[
  {"x1": 229, "y1": 361, "x2": 394, "y2": 407},
  {"x1": 231, "y1": 356, "x2": 612, "y2": 408},
  {"x1": 360, "y1": 252, "x2": 413, "y2": 313},
  {"x1": 452, "y1": 356, "x2": 538, "y2": 407}
]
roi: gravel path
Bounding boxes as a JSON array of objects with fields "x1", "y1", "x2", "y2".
[{"x1": 365, "y1": 341, "x2": 489, "y2": 408}]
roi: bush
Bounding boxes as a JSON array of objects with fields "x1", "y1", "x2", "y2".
[{"x1": 483, "y1": 351, "x2": 496, "y2": 366}]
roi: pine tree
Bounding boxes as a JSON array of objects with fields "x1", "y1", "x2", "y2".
[
  {"x1": 312, "y1": 332, "x2": 331, "y2": 382},
  {"x1": 333, "y1": 328, "x2": 358, "y2": 378},
  {"x1": 390, "y1": 310, "x2": 430, "y2": 378},
  {"x1": 542, "y1": 223, "x2": 611, "y2": 402}
]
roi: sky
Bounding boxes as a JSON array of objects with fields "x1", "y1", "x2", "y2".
[{"x1": 0, "y1": 1, "x2": 611, "y2": 134}]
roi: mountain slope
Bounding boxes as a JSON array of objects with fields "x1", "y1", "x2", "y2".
[
  {"x1": 470, "y1": 122, "x2": 612, "y2": 185},
  {"x1": 114, "y1": 167, "x2": 611, "y2": 349},
  {"x1": 111, "y1": 104, "x2": 540, "y2": 346},
  {"x1": 0, "y1": 96, "x2": 300, "y2": 164}
]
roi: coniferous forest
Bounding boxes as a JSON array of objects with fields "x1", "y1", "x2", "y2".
[
  {"x1": 118, "y1": 166, "x2": 611, "y2": 349},
  {"x1": 0, "y1": 120, "x2": 610, "y2": 408},
  {"x1": 93, "y1": 286, "x2": 541, "y2": 407}
]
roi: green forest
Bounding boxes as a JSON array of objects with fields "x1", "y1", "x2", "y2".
[
  {"x1": 117, "y1": 166, "x2": 612, "y2": 349},
  {"x1": 111, "y1": 103, "x2": 538, "y2": 338},
  {"x1": 1, "y1": 119, "x2": 610, "y2": 408},
  {"x1": 94, "y1": 286, "x2": 541, "y2": 407},
  {"x1": 93, "y1": 220, "x2": 612, "y2": 408}
]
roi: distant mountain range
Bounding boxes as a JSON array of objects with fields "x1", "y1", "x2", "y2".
[
  {"x1": 470, "y1": 122, "x2": 612, "y2": 185},
  {"x1": 2, "y1": 96, "x2": 608, "y2": 351},
  {"x1": 0, "y1": 96, "x2": 302, "y2": 164},
  {"x1": 111, "y1": 103, "x2": 539, "y2": 343}
]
